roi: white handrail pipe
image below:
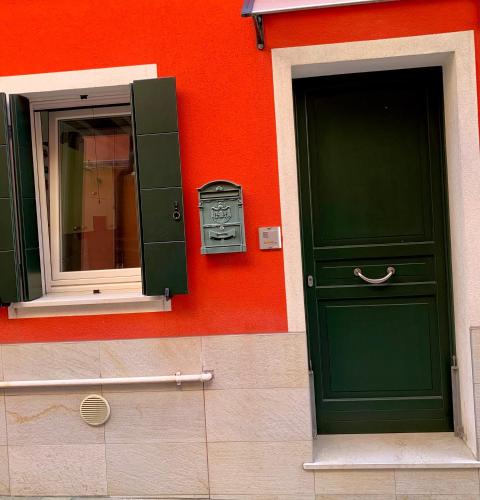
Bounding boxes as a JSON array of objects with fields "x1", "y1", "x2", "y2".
[{"x1": 0, "y1": 371, "x2": 214, "y2": 389}]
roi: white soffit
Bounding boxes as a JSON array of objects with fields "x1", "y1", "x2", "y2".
[{"x1": 242, "y1": 0, "x2": 395, "y2": 16}]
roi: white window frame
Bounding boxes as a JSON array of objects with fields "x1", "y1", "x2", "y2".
[{"x1": 35, "y1": 104, "x2": 141, "y2": 293}]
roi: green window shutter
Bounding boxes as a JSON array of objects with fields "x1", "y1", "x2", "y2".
[
  {"x1": 131, "y1": 78, "x2": 188, "y2": 296},
  {"x1": 10, "y1": 95, "x2": 42, "y2": 301},
  {"x1": 0, "y1": 93, "x2": 20, "y2": 303}
]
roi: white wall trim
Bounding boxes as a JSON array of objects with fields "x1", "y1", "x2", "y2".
[
  {"x1": 0, "y1": 64, "x2": 157, "y2": 97},
  {"x1": 8, "y1": 291, "x2": 170, "y2": 319},
  {"x1": 272, "y1": 31, "x2": 480, "y2": 455}
]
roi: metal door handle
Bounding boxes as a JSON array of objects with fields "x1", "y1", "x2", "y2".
[{"x1": 353, "y1": 266, "x2": 395, "y2": 284}]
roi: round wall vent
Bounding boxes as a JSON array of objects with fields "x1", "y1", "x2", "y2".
[{"x1": 80, "y1": 394, "x2": 110, "y2": 426}]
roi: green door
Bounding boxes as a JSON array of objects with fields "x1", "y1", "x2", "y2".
[{"x1": 294, "y1": 67, "x2": 454, "y2": 434}]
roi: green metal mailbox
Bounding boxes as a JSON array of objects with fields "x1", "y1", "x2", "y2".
[{"x1": 198, "y1": 180, "x2": 246, "y2": 254}]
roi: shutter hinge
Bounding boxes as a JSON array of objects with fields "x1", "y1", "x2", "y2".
[{"x1": 164, "y1": 288, "x2": 171, "y2": 301}]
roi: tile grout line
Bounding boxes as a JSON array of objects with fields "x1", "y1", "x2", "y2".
[
  {"x1": 97, "y1": 341, "x2": 109, "y2": 497},
  {"x1": 203, "y1": 384, "x2": 213, "y2": 500},
  {"x1": 201, "y1": 336, "x2": 213, "y2": 499},
  {"x1": 470, "y1": 329, "x2": 480, "y2": 463},
  {"x1": 478, "y1": 467, "x2": 480, "y2": 497},
  {"x1": 0, "y1": 346, "x2": 11, "y2": 496},
  {"x1": 469, "y1": 329, "x2": 480, "y2": 499}
]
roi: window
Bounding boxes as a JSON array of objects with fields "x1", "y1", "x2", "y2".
[
  {"x1": 0, "y1": 76, "x2": 188, "y2": 310},
  {"x1": 35, "y1": 106, "x2": 141, "y2": 293}
]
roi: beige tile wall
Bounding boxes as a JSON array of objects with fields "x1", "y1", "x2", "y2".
[
  {"x1": 0, "y1": 332, "x2": 478, "y2": 498},
  {"x1": 0, "y1": 332, "x2": 315, "y2": 498},
  {"x1": 9, "y1": 444, "x2": 106, "y2": 496},
  {"x1": 314, "y1": 469, "x2": 480, "y2": 497},
  {"x1": 471, "y1": 327, "x2": 480, "y2": 459},
  {"x1": 315, "y1": 470, "x2": 395, "y2": 495},
  {"x1": 202, "y1": 333, "x2": 314, "y2": 497}
]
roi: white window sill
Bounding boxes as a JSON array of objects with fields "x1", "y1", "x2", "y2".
[
  {"x1": 8, "y1": 291, "x2": 170, "y2": 319},
  {"x1": 304, "y1": 432, "x2": 480, "y2": 470}
]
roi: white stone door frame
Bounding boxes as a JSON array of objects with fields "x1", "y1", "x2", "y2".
[{"x1": 272, "y1": 31, "x2": 480, "y2": 455}]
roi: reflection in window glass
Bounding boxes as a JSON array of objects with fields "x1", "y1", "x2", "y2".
[{"x1": 58, "y1": 115, "x2": 140, "y2": 272}]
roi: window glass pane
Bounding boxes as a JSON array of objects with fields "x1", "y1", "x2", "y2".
[{"x1": 58, "y1": 114, "x2": 140, "y2": 272}]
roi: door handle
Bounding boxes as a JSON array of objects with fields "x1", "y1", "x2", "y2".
[{"x1": 353, "y1": 266, "x2": 395, "y2": 285}]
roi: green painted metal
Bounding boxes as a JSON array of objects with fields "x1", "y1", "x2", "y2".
[
  {"x1": 131, "y1": 78, "x2": 188, "y2": 296},
  {"x1": 0, "y1": 94, "x2": 19, "y2": 303},
  {"x1": 10, "y1": 94, "x2": 42, "y2": 302},
  {"x1": 136, "y1": 133, "x2": 181, "y2": 189},
  {"x1": 198, "y1": 180, "x2": 246, "y2": 255},
  {"x1": 294, "y1": 67, "x2": 454, "y2": 434}
]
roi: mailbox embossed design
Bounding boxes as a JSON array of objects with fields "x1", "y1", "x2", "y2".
[{"x1": 198, "y1": 180, "x2": 246, "y2": 254}]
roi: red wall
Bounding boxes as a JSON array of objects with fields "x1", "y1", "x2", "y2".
[{"x1": 0, "y1": 0, "x2": 478, "y2": 342}]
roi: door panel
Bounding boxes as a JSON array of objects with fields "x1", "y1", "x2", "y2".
[
  {"x1": 321, "y1": 300, "x2": 438, "y2": 394},
  {"x1": 309, "y1": 84, "x2": 432, "y2": 246},
  {"x1": 294, "y1": 67, "x2": 453, "y2": 434}
]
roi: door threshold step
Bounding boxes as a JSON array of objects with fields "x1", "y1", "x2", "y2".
[{"x1": 304, "y1": 432, "x2": 480, "y2": 469}]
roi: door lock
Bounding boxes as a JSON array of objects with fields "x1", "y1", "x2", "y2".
[
  {"x1": 307, "y1": 275, "x2": 314, "y2": 288},
  {"x1": 172, "y1": 201, "x2": 182, "y2": 221}
]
